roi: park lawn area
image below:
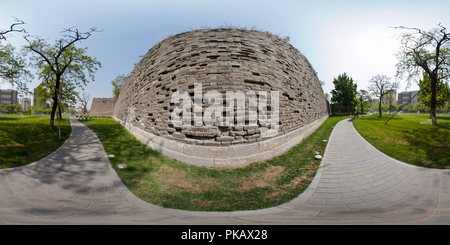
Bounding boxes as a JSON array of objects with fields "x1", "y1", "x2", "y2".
[
  {"x1": 80, "y1": 115, "x2": 345, "y2": 212},
  {"x1": 0, "y1": 114, "x2": 72, "y2": 169},
  {"x1": 353, "y1": 113, "x2": 450, "y2": 169}
]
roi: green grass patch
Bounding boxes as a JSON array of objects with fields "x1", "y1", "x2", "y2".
[
  {"x1": 81, "y1": 115, "x2": 345, "y2": 211},
  {"x1": 0, "y1": 114, "x2": 72, "y2": 169},
  {"x1": 353, "y1": 113, "x2": 450, "y2": 169}
]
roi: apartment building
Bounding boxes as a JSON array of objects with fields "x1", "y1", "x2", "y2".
[
  {"x1": 398, "y1": 90, "x2": 421, "y2": 105},
  {"x1": 0, "y1": 89, "x2": 18, "y2": 105}
]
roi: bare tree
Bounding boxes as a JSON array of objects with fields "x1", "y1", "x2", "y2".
[
  {"x1": 393, "y1": 23, "x2": 450, "y2": 125},
  {"x1": 80, "y1": 92, "x2": 90, "y2": 114},
  {"x1": 368, "y1": 75, "x2": 399, "y2": 116}
]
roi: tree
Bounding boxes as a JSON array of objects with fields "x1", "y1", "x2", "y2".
[
  {"x1": 414, "y1": 101, "x2": 429, "y2": 112},
  {"x1": 443, "y1": 101, "x2": 450, "y2": 113},
  {"x1": 26, "y1": 105, "x2": 52, "y2": 114},
  {"x1": 418, "y1": 72, "x2": 449, "y2": 109},
  {"x1": 0, "y1": 19, "x2": 32, "y2": 92},
  {"x1": 37, "y1": 77, "x2": 79, "y2": 106},
  {"x1": 0, "y1": 18, "x2": 26, "y2": 42},
  {"x1": 330, "y1": 73, "x2": 358, "y2": 112},
  {"x1": 367, "y1": 75, "x2": 399, "y2": 116},
  {"x1": 111, "y1": 74, "x2": 128, "y2": 98},
  {"x1": 23, "y1": 27, "x2": 101, "y2": 129},
  {"x1": 36, "y1": 76, "x2": 80, "y2": 119},
  {"x1": 403, "y1": 103, "x2": 413, "y2": 111},
  {"x1": 0, "y1": 104, "x2": 21, "y2": 113},
  {"x1": 14, "y1": 104, "x2": 22, "y2": 113},
  {"x1": 68, "y1": 108, "x2": 77, "y2": 115},
  {"x1": 394, "y1": 23, "x2": 450, "y2": 125},
  {"x1": 356, "y1": 89, "x2": 371, "y2": 113},
  {"x1": 384, "y1": 92, "x2": 397, "y2": 115},
  {"x1": 80, "y1": 92, "x2": 90, "y2": 114}
]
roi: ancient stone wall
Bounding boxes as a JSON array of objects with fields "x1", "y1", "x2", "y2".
[
  {"x1": 90, "y1": 98, "x2": 116, "y2": 116},
  {"x1": 113, "y1": 28, "x2": 328, "y2": 168}
]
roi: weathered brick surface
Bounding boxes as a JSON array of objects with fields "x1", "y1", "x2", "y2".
[
  {"x1": 112, "y1": 28, "x2": 328, "y2": 167},
  {"x1": 90, "y1": 98, "x2": 116, "y2": 116}
]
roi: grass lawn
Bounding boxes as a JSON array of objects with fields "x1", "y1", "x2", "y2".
[
  {"x1": 0, "y1": 114, "x2": 72, "y2": 169},
  {"x1": 353, "y1": 113, "x2": 450, "y2": 169},
  {"x1": 80, "y1": 115, "x2": 345, "y2": 211}
]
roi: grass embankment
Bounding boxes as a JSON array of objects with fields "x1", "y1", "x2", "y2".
[
  {"x1": 81, "y1": 115, "x2": 345, "y2": 211},
  {"x1": 353, "y1": 113, "x2": 450, "y2": 169},
  {"x1": 0, "y1": 115, "x2": 72, "y2": 169}
]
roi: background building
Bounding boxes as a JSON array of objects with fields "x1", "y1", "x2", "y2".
[
  {"x1": 398, "y1": 90, "x2": 421, "y2": 105},
  {"x1": 0, "y1": 89, "x2": 18, "y2": 105},
  {"x1": 30, "y1": 87, "x2": 45, "y2": 107},
  {"x1": 20, "y1": 98, "x2": 31, "y2": 111}
]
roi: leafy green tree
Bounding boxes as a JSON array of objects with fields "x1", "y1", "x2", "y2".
[
  {"x1": 443, "y1": 101, "x2": 450, "y2": 112},
  {"x1": 0, "y1": 104, "x2": 22, "y2": 113},
  {"x1": 414, "y1": 101, "x2": 429, "y2": 112},
  {"x1": 58, "y1": 102, "x2": 69, "y2": 114},
  {"x1": 330, "y1": 73, "x2": 358, "y2": 112},
  {"x1": 384, "y1": 92, "x2": 397, "y2": 114},
  {"x1": 1, "y1": 104, "x2": 9, "y2": 113},
  {"x1": 36, "y1": 77, "x2": 80, "y2": 118},
  {"x1": 356, "y1": 89, "x2": 371, "y2": 113},
  {"x1": 418, "y1": 72, "x2": 449, "y2": 109},
  {"x1": 0, "y1": 19, "x2": 32, "y2": 92},
  {"x1": 402, "y1": 103, "x2": 413, "y2": 111},
  {"x1": 26, "y1": 105, "x2": 38, "y2": 114},
  {"x1": 0, "y1": 44, "x2": 33, "y2": 92},
  {"x1": 111, "y1": 74, "x2": 128, "y2": 99},
  {"x1": 367, "y1": 74, "x2": 399, "y2": 116},
  {"x1": 394, "y1": 23, "x2": 450, "y2": 125},
  {"x1": 27, "y1": 105, "x2": 52, "y2": 114},
  {"x1": 23, "y1": 27, "x2": 101, "y2": 129},
  {"x1": 14, "y1": 104, "x2": 22, "y2": 113}
]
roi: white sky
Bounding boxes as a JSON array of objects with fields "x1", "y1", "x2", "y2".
[{"x1": 1, "y1": 0, "x2": 449, "y2": 109}]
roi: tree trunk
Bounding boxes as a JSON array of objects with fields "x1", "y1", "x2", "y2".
[
  {"x1": 49, "y1": 76, "x2": 61, "y2": 129},
  {"x1": 378, "y1": 96, "x2": 382, "y2": 116},
  {"x1": 430, "y1": 76, "x2": 438, "y2": 125},
  {"x1": 49, "y1": 94, "x2": 57, "y2": 129}
]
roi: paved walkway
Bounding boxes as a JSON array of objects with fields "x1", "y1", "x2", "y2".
[{"x1": 1, "y1": 117, "x2": 449, "y2": 225}]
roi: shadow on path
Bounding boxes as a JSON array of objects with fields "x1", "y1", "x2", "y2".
[{"x1": 0, "y1": 117, "x2": 449, "y2": 225}]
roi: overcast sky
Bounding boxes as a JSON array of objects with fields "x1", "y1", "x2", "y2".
[{"x1": 1, "y1": 0, "x2": 449, "y2": 109}]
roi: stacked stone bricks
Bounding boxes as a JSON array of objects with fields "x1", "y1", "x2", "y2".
[
  {"x1": 90, "y1": 98, "x2": 116, "y2": 116},
  {"x1": 113, "y1": 28, "x2": 328, "y2": 168}
]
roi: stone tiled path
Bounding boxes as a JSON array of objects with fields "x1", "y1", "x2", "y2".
[{"x1": 1, "y1": 117, "x2": 449, "y2": 224}]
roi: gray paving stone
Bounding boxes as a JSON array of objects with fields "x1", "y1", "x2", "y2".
[
  {"x1": 0, "y1": 117, "x2": 449, "y2": 224},
  {"x1": 326, "y1": 197, "x2": 363, "y2": 205}
]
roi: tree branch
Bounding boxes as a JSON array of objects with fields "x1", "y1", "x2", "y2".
[
  {"x1": 393, "y1": 26, "x2": 434, "y2": 45},
  {"x1": 0, "y1": 18, "x2": 26, "y2": 42},
  {"x1": 23, "y1": 35, "x2": 57, "y2": 73}
]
